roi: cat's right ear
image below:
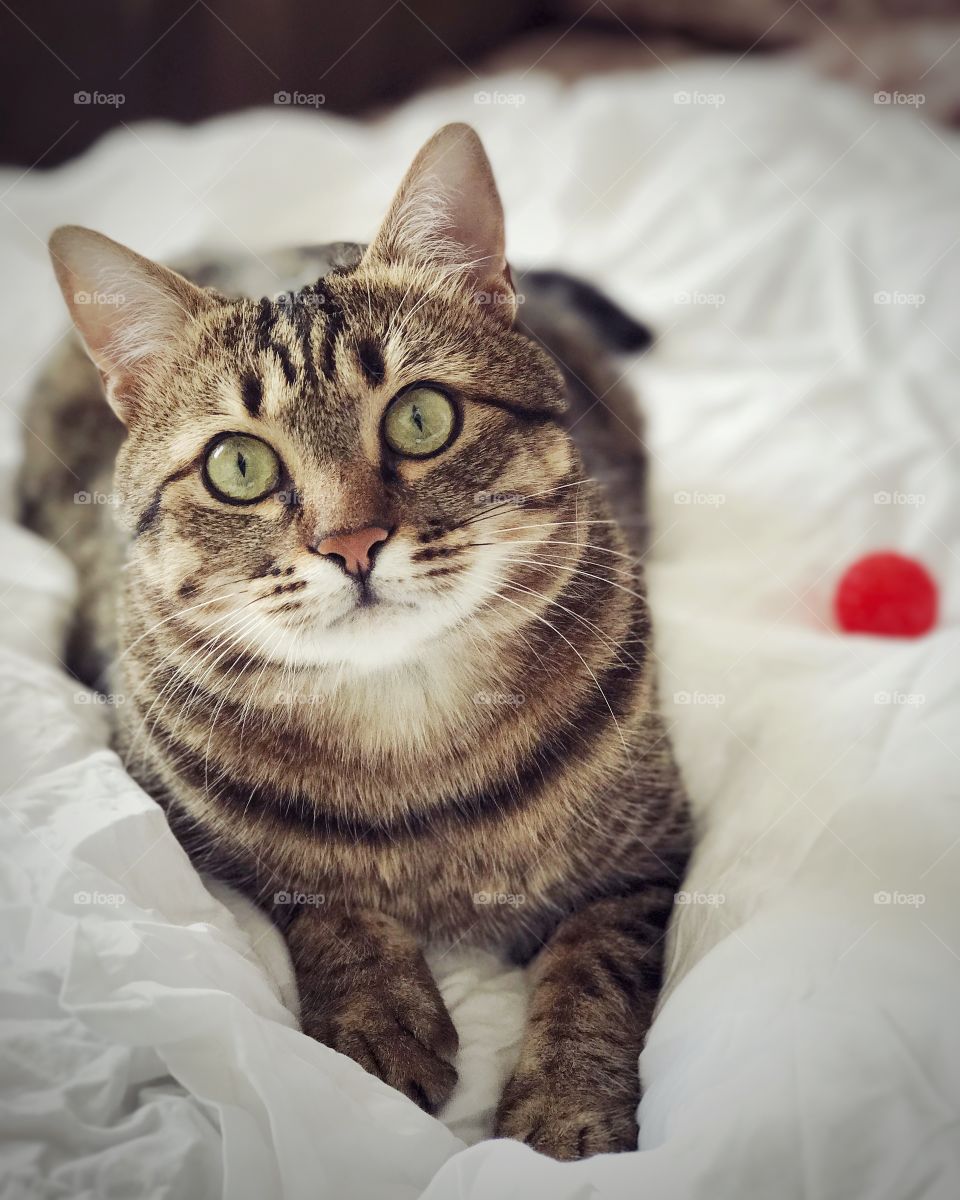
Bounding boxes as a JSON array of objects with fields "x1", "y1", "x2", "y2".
[
  {"x1": 48, "y1": 226, "x2": 215, "y2": 425},
  {"x1": 361, "y1": 124, "x2": 517, "y2": 324}
]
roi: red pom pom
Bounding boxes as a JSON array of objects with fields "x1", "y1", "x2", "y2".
[{"x1": 835, "y1": 552, "x2": 937, "y2": 638}]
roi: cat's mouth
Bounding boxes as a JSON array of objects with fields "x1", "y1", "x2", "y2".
[
  {"x1": 327, "y1": 581, "x2": 417, "y2": 627},
  {"x1": 253, "y1": 566, "x2": 468, "y2": 668}
]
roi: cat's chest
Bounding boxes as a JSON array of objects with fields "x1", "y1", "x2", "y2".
[
  {"x1": 183, "y1": 729, "x2": 599, "y2": 948},
  {"x1": 124, "y1": 652, "x2": 655, "y2": 950},
  {"x1": 264, "y1": 822, "x2": 574, "y2": 952}
]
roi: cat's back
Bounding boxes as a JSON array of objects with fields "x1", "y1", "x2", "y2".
[{"x1": 19, "y1": 334, "x2": 126, "y2": 684}]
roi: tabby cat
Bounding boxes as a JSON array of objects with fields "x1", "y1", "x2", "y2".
[{"x1": 19, "y1": 123, "x2": 690, "y2": 1160}]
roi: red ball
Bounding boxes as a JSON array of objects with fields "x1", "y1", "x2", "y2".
[{"x1": 835, "y1": 552, "x2": 937, "y2": 638}]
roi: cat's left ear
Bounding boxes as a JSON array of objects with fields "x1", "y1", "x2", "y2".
[
  {"x1": 362, "y1": 123, "x2": 517, "y2": 325},
  {"x1": 48, "y1": 225, "x2": 217, "y2": 425}
]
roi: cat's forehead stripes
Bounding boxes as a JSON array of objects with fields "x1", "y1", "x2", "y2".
[
  {"x1": 355, "y1": 337, "x2": 385, "y2": 386},
  {"x1": 241, "y1": 372, "x2": 262, "y2": 417},
  {"x1": 313, "y1": 281, "x2": 346, "y2": 382},
  {"x1": 252, "y1": 296, "x2": 297, "y2": 385},
  {"x1": 221, "y1": 281, "x2": 355, "y2": 404}
]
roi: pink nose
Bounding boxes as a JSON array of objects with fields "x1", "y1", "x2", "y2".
[{"x1": 315, "y1": 526, "x2": 390, "y2": 577}]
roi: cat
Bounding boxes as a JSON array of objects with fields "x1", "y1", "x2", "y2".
[{"x1": 19, "y1": 123, "x2": 691, "y2": 1160}]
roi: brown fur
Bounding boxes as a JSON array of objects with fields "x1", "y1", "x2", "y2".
[{"x1": 19, "y1": 124, "x2": 690, "y2": 1159}]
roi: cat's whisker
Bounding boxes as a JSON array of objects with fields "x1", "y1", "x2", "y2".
[
  {"x1": 452, "y1": 477, "x2": 593, "y2": 522},
  {"x1": 515, "y1": 476, "x2": 595, "y2": 502},
  {"x1": 128, "y1": 606, "x2": 267, "y2": 768},
  {"x1": 237, "y1": 620, "x2": 296, "y2": 748},
  {"x1": 383, "y1": 272, "x2": 421, "y2": 342},
  {"x1": 498, "y1": 554, "x2": 652, "y2": 607},
  {"x1": 388, "y1": 265, "x2": 462, "y2": 343},
  {"x1": 144, "y1": 631, "x2": 273, "y2": 783},
  {"x1": 130, "y1": 641, "x2": 257, "y2": 778},
  {"x1": 476, "y1": 535, "x2": 642, "y2": 568},
  {"x1": 127, "y1": 593, "x2": 263, "y2": 709},
  {"x1": 449, "y1": 481, "x2": 603, "y2": 533},
  {"x1": 107, "y1": 583, "x2": 254, "y2": 677},
  {"x1": 496, "y1": 548, "x2": 640, "y2": 582},
  {"x1": 488, "y1": 519, "x2": 624, "y2": 535},
  {"x1": 468, "y1": 564, "x2": 645, "y2": 675},
  {"x1": 167, "y1": 609, "x2": 270, "y2": 727},
  {"x1": 464, "y1": 570, "x2": 629, "y2": 751},
  {"x1": 201, "y1": 610, "x2": 274, "y2": 796}
]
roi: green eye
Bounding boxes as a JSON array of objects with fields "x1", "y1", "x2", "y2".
[
  {"x1": 205, "y1": 434, "x2": 280, "y2": 503},
  {"x1": 383, "y1": 387, "x2": 457, "y2": 458}
]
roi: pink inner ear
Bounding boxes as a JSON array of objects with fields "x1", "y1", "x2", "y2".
[
  {"x1": 365, "y1": 123, "x2": 517, "y2": 322},
  {"x1": 48, "y1": 225, "x2": 214, "y2": 424}
]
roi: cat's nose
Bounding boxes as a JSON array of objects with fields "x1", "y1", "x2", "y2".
[{"x1": 314, "y1": 525, "x2": 390, "y2": 578}]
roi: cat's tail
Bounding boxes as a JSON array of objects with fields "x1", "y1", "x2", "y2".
[
  {"x1": 517, "y1": 269, "x2": 654, "y2": 354},
  {"x1": 515, "y1": 269, "x2": 651, "y2": 558}
]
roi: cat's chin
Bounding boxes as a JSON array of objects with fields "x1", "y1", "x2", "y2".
[{"x1": 244, "y1": 596, "x2": 463, "y2": 673}]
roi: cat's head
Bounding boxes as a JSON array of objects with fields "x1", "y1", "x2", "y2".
[{"x1": 50, "y1": 124, "x2": 584, "y2": 673}]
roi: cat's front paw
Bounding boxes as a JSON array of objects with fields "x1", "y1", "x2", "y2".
[
  {"x1": 495, "y1": 1063, "x2": 638, "y2": 1160},
  {"x1": 316, "y1": 973, "x2": 459, "y2": 1114}
]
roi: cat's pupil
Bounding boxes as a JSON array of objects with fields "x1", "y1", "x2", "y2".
[
  {"x1": 237, "y1": 452, "x2": 247, "y2": 477},
  {"x1": 411, "y1": 405, "x2": 424, "y2": 433}
]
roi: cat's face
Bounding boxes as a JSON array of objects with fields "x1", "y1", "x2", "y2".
[
  {"x1": 114, "y1": 268, "x2": 575, "y2": 671},
  {"x1": 51, "y1": 124, "x2": 581, "y2": 672}
]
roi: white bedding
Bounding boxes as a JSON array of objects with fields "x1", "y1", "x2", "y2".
[{"x1": 2, "y1": 58, "x2": 959, "y2": 1200}]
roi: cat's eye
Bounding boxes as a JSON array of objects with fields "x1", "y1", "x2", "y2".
[
  {"x1": 383, "y1": 386, "x2": 457, "y2": 458},
  {"x1": 204, "y1": 434, "x2": 280, "y2": 503}
]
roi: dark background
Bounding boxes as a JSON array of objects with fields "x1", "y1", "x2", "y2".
[
  {"x1": 0, "y1": 0, "x2": 781, "y2": 169},
  {"x1": 4, "y1": 1, "x2": 957, "y2": 170},
  {"x1": 0, "y1": 1, "x2": 560, "y2": 167}
]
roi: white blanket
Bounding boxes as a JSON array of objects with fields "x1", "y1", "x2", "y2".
[{"x1": 1, "y1": 58, "x2": 959, "y2": 1200}]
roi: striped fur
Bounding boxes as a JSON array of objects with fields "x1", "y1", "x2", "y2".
[{"x1": 19, "y1": 125, "x2": 690, "y2": 1159}]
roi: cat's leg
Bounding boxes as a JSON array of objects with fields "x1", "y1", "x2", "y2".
[
  {"x1": 286, "y1": 906, "x2": 458, "y2": 1113},
  {"x1": 495, "y1": 885, "x2": 674, "y2": 1159}
]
